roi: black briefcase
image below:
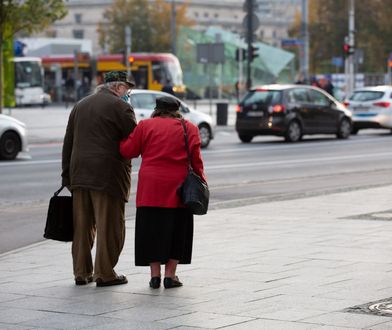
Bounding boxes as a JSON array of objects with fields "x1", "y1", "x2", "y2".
[{"x1": 43, "y1": 186, "x2": 74, "y2": 242}]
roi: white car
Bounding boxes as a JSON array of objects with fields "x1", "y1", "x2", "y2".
[
  {"x1": 0, "y1": 114, "x2": 28, "y2": 160},
  {"x1": 344, "y1": 85, "x2": 392, "y2": 134},
  {"x1": 129, "y1": 90, "x2": 214, "y2": 148}
]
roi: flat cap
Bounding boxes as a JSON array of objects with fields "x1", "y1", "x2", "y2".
[
  {"x1": 155, "y1": 96, "x2": 181, "y2": 111},
  {"x1": 104, "y1": 71, "x2": 135, "y2": 87}
]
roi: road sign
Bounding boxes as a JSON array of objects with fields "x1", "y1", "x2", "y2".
[
  {"x1": 196, "y1": 43, "x2": 225, "y2": 64},
  {"x1": 332, "y1": 57, "x2": 343, "y2": 68},
  {"x1": 242, "y1": 14, "x2": 260, "y2": 32},
  {"x1": 281, "y1": 39, "x2": 304, "y2": 47}
]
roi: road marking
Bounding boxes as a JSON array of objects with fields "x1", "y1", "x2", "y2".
[
  {"x1": 205, "y1": 152, "x2": 392, "y2": 170},
  {"x1": 1, "y1": 151, "x2": 392, "y2": 172},
  {"x1": 205, "y1": 136, "x2": 392, "y2": 154}
]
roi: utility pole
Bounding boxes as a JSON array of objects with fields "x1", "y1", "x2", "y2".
[
  {"x1": 345, "y1": 0, "x2": 355, "y2": 96},
  {"x1": 246, "y1": 0, "x2": 254, "y2": 89},
  {"x1": 171, "y1": 0, "x2": 177, "y2": 55},
  {"x1": 125, "y1": 26, "x2": 132, "y2": 78},
  {"x1": 301, "y1": 0, "x2": 309, "y2": 82}
]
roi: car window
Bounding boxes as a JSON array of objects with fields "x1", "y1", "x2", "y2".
[
  {"x1": 131, "y1": 93, "x2": 156, "y2": 110},
  {"x1": 308, "y1": 89, "x2": 330, "y2": 106},
  {"x1": 287, "y1": 88, "x2": 308, "y2": 103},
  {"x1": 349, "y1": 91, "x2": 384, "y2": 101},
  {"x1": 241, "y1": 90, "x2": 281, "y2": 106}
]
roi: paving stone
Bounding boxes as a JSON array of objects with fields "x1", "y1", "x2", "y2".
[{"x1": 300, "y1": 311, "x2": 391, "y2": 328}]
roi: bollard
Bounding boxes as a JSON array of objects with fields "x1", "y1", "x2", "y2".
[{"x1": 216, "y1": 103, "x2": 228, "y2": 126}]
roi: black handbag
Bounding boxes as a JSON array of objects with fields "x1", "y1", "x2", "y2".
[
  {"x1": 43, "y1": 186, "x2": 74, "y2": 242},
  {"x1": 177, "y1": 120, "x2": 209, "y2": 215}
]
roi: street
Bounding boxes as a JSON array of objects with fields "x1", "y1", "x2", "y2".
[{"x1": 1, "y1": 129, "x2": 392, "y2": 254}]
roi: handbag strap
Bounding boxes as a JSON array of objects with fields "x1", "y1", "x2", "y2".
[
  {"x1": 180, "y1": 119, "x2": 192, "y2": 170},
  {"x1": 54, "y1": 185, "x2": 65, "y2": 196}
]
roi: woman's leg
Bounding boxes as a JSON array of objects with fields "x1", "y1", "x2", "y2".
[
  {"x1": 164, "y1": 259, "x2": 179, "y2": 278},
  {"x1": 150, "y1": 262, "x2": 161, "y2": 278}
]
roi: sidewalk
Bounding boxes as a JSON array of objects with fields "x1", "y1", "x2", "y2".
[
  {"x1": 2, "y1": 185, "x2": 392, "y2": 329},
  {"x1": 5, "y1": 101, "x2": 236, "y2": 145}
]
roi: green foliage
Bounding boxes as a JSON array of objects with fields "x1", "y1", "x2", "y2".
[
  {"x1": 0, "y1": 0, "x2": 67, "y2": 38},
  {"x1": 98, "y1": 0, "x2": 193, "y2": 53},
  {"x1": 289, "y1": 0, "x2": 392, "y2": 73},
  {"x1": 0, "y1": 0, "x2": 67, "y2": 112}
]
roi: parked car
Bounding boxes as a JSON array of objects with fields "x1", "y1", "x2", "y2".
[
  {"x1": 0, "y1": 114, "x2": 28, "y2": 160},
  {"x1": 129, "y1": 89, "x2": 214, "y2": 148},
  {"x1": 235, "y1": 84, "x2": 352, "y2": 143},
  {"x1": 343, "y1": 85, "x2": 392, "y2": 134}
]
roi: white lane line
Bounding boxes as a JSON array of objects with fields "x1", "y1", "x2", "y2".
[
  {"x1": 205, "y1": 137, "x2": 392, "y2": 154},
  {"x1": 205, "y1": 152, "x2": 392, "y2": 170},
  {"x1": 1, "y1": 151, "x2": 391, "y2": 171},
  {"x1": 0, "y1": 159, "x2": 61, "y2": 167}
]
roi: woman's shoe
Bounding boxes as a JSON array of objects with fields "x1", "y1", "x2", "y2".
[
  {"x1": 163, "y1": 276, "x2": 183, "y2": 289},
  {"x1": 149, "y1": 277, "x2": 161, "y2": 289}
]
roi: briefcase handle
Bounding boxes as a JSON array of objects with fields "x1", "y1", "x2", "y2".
[{"x1": 54, "y1": 185, "x2": 67, "y2": 197}]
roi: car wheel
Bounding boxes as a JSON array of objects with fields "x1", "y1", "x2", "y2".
[
  {"x1": 285, "y1": 120, "x2": 302, "y2": 142},
  {"x1": 337, "y1": 118, "x2": 351, "y2": 139},
  {"x1": 198, "y1": 123, "x2": 211, "y2": 148},
  {"x1": 0, "y1": 131, "x2": 21, "y2": 160},
  {"x1": 238, "y1": 134, "x2": 253, "y2": 143}
]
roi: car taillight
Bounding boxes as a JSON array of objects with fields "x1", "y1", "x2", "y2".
[
  {"x1": 373, "y1": 101, "x2": 391, "y2": 107},
  {"x1": 272, "y1": 104, "x2": 285, "y2": 113},
  {"x1": 343, "y1": 101, "x2": 350, "y2": 107},
  {"x1": 235, "y1": 105, "x2": 242, "y2": 113}
]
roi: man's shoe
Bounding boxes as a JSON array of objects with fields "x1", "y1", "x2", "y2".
[
  {"x1": 96, "y1": 275, "x2": 128, "y2": 287},
  {"x1": 75, "y1": 275, "x2": 93, "y2": 286},
  {"x1": 163, "y1": 276, "x2": 183, "y2": 289},
  {"x1": 149, "y1": 277, "x2": 161, "y2": 289}
]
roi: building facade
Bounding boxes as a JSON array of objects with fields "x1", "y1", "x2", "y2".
[{"x1": 34, "y1": 0, "x2": 301, "y2": 54}]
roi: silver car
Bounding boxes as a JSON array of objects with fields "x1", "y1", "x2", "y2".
[
  {"x1": 0, "y1": 114, "x2": 28, "y2": 160},
  {"x1": 344, "y1": 85, "x2": 392, "y2": 134},
  {"x1": 129, "y1": 90, "x2": 214, "y2": 148}
]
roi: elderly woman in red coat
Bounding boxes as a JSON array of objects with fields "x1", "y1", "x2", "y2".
[{"x1": 120, "y1": 96, "x2": 207, "y2": 289}]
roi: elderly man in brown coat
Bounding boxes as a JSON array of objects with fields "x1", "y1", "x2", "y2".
[{"x1": 62, "y1": 71, "x2": 137, "y2": 287}]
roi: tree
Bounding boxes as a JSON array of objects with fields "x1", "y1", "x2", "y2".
[
  {"x1": 98, "y1": 0, "x2": 193, "y2": 53},
  {"x1": 289, "y1": 0, "x2": 392, "y2": 74},
  {"x1": 0, "y1": 0, "x2": 67, "y2": 113}
]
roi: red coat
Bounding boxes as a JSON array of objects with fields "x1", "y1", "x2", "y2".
[{"x1": 120, "y1": 117, "x2": 207, "y2": 208}]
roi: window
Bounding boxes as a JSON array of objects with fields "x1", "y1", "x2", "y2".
[
  {"x1": 73, "y1": 29, "x2": 84, "y2": 39},
  {"x1": 214, "y1": 13, "x2": 219, "y2": 18},
  {"x1": 131, "y1": 93, "x2": 156, "y2": 110},
  {"x1": 350, "y1": 91, "x2": 384, "y2": 101},
  {"x1": 74, "y1": 13, "x2": 82, "y2": 24},
  {"x1": 242, "y1": 90, "x2": 282, "y2": 107},
  {"x1": 308, "y1": 89, "x2": 330, "y2": 106},
  {"x1": 194, "y1": 12, "x2": 199, "y2": 17},
  {"x1": 204, "y1": 12, "x2": 209, "y2": 18},
  {"x1": 288, "y1": 89, "x2": 308, "y2": 103}
]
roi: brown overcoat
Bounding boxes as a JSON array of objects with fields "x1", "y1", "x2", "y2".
[{"x1": 62, "y1": 87, "x2": 137, "y2": 201}]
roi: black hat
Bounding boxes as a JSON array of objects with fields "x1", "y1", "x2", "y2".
[
  {"x1": 155, "y1": 96, "x2": 180, "y2": 111},
  {"x1": 104, "y1": 71, "x2": 135, "y2": 88}
]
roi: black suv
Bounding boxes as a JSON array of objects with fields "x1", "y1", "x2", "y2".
[{"x1": 235, "y1": 84, "x2": 352, "y2": 142}]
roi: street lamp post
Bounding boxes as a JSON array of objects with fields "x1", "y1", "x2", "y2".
[{"x1": 346, "y1": 0, "x2": 355, "y2": 96}]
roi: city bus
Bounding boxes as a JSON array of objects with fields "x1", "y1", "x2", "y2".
[
  {"x1": 41, "y1": 52, "x2": 186, "y2": 100},
  {"x1": 13, "y1": 57, "x2": 48, "y2": 106}
]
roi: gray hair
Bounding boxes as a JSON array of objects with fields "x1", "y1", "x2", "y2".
[{"x1": 95, "y1": 81, "x2": 124, "y2": 93}]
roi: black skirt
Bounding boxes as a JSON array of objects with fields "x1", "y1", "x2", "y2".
[{"x1": 135, "y1": 207, "x2": 194, "y2": 266}]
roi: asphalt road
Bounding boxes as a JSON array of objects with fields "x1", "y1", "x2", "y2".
[{"x1": 1, "y1": 129, "x2": 392, "y2": 253}]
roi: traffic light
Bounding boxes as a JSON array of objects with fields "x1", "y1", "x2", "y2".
[
  {"x1": 235, "y1": 48, "x2": 247, "y2": 61},
  {"x1": 343, "y1": 38, "x2": 354, "y2": 57},
  {"x1": 250, "y1": 45, "x2": 259, "y2": 62}
]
